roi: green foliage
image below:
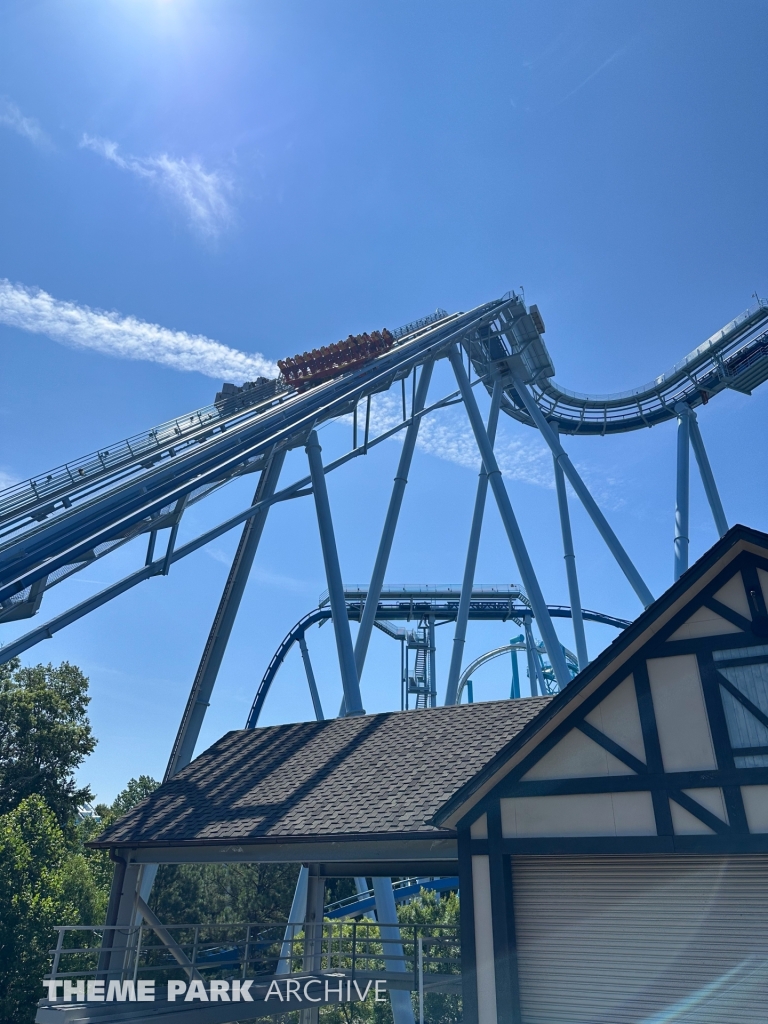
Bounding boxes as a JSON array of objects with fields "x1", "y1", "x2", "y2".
[
  {"x1": 0, "y1": 654, "x2": 465, "y2": 1024},
  {"x1": 0, "y1": 666, "x2": 166, "y2": 1022},
  {"x1": 150, "y1": 861, "x2": 301, "y2": 925},
  {"x1": 0, "y1": 795, "x2": 73, "y2": 1024},
  {"x1": 319, "y1": 888, "x2": 462, "y2": 1024},
  {"x1": 103, "y1": 775, "x2": 159, "y2": 819},
  {"x1": 0, "y1": 659, "x2": 95, "y2": 831},
  {"x1": 397, "y1": 889, "x2": 461, "y2": 1024},
  {"x1": 397, "y1": 886, "x2": 459, "y2": 928}
]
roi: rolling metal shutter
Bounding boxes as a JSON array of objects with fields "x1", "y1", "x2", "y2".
[{"x1": 513, "y1": 855, "x2": 768, "y2": 1024}]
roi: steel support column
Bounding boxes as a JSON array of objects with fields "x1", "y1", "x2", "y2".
[
  {"x1": 298, "y1": 634, "x2": 325, "y2": 721},
  {"x1": 104, "y1": 861, "x2": 142, "y2": 979},
  {"x1": 354, "y1": 876, "x2": 376, "y2": 921},
  {"x1": 552, "y1": 423, "x2": 588, "y2": 670},
  {"x1": 428, "y1": 614, "x2": 437, "y2": 706},
  {"x1": 306, "y1": 431, "x2": 365, "y2": 716},
  {"x1": 354, "y1": 361, "x2": 434, "y2": 678},
  {"x1": 161, "y1": 495, "x2": 188, "y2": 576},
  {"x1": 689, "y1": 409, "x2": 729, "y2": 537},
  {"x1": 510, "y1": 371, "x2": 655, "y2": 608},
  {"x1": 445, "y1": 379, "x2": 503, "y2": 705},
  {"x1": 372, "y1": 877, "x2": 416, "y2": 1024},
  {"x1": 510, "y1": 641, "x2": 521, "y2": 699},
  {"x1": 523, "y1": 615, "x2": 544, "y2": 696},
  {"x1": 448, "y1": 349, "x2": 570, "y2": 689},
  {"x1": 674, "y1": 403, "x2": 691, "y2": 580},
  {"x1": 165, "y1": 449, "x2": 286, "y2": 780}
]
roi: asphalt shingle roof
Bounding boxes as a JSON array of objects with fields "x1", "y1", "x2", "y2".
[{"x1": 93, "y1": 698, "x2": 552, "y2": 848}]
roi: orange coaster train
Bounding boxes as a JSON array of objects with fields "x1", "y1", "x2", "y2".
[{"x1": 278, "y1": 329, "x2": 395, "y2": 390}]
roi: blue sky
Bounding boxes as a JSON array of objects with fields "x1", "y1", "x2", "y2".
[{"x1": 0, "y1": 0, "x2": 766, "y2": 802}]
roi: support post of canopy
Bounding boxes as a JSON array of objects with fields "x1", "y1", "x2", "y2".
[
  {"x1": 444, "y1": 379, "x2": 503, "y2": 705},
  {"x1": 164, "y1": 449, "x2": 286, "y2": 781},
  {"x1": 552, "y1": 423, "x2": 588, "y2": 670},
  {"x1": 509, "y1": 371, "x2": 654, "y2": 609},
  {"x1": 306, "y1": 431, "x2": 365, "y2": 716},
  {"x1": 298, "y1": 634, "x2": 324, "y2": 721},
  {"x1": 354, "y1": 361, "x2": 434, "y2": 678},
  {"x1": 299, "y1": 866, "x2": 324, "y2": 1024},
  {"x1": 674, "y1": 403, "x2": 691, "y2": 580},
  {"x1": 689, "y1": 409, "x2": 729, "y2": 537},
  {"x1": 448, "y1": 349, "x2": 571, "y2": 689}
]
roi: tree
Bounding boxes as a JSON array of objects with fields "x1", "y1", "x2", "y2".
[
  {"x1": 149, "y1": 861, "x2": 300, "y2": 925},
  {"x1": 100, "y1": 775, "x2": 159, "y2": 820},
  {"x1": 0, "y1": 659, "x2": 95, "y2": 830},
  {"x1": 0, "y1": 796, "x2": 74, "y2": 1024}
]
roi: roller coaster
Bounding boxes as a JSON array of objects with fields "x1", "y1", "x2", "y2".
[
  {"x1": 1, "y1": 290, "x2": 767, "y2": 780},
  {"x1": 246, "y1": 585, "x2": 632, "y2": 726},
  {"x1": 9, "y1": 288, "x2": 768, "y2": 1024}
]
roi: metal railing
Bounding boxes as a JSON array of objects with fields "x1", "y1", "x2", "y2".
[{"x1": 46, "y1": 920, "x2": 460, "y2": 992}]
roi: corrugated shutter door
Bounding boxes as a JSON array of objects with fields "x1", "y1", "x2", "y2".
[{"x1": 513, "y1": 855, "x2": 768, "y2": 1024}]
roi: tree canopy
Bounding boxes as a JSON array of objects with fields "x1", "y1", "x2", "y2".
[
  {"x1": 0, "y1": 796, "x2": 73, "y2": 1023},
  {"x1": 0, "y1": 658, "x2": 95, "y2": 829}
]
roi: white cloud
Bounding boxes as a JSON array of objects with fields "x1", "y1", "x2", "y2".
[
  {"x1": 353, "y1": 392, "x2": 554, "y2": 488},
  {"x1": 0, "y1": 97, "x2": 51, "y2": 149},
  {"x1": 205, "y1": 547, "x2": 315, "y2": 593},
  {"x1": 0, "y1": 469, "x2": 18, "y2": 491},
  {"x1": 81, "y1": 135, "x2": 233, "y2": 238},
  {"x1": 0, "y1": 279, "x2": 277, "y2": 382}
]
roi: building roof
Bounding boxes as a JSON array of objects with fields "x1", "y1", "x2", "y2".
[
  {"x1": 92, "y1": 697, "x2": 552, "y2": 849},
  {"x1": 432, "y1": 522, "x2": 768, "y2": 827}
]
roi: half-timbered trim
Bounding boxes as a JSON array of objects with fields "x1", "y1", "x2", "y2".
[
  {"x1": 487, "y1": 805, "x2": 522, "y2": 1024},
  {"x1": 433, "y1": 528, "x2": 768, "y2": 833}
]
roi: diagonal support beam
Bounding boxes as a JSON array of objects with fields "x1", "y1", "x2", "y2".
[
  {"x1": 161, "y1": 495, "x2": 189, "y2": 576},
  {"x1": 134, "y1": 896, "x2": 201, "y2": 980},
  {"x1": 299, "y1": 633, "x2": 325, "y2": 721},
  {"x1": 306, "y1": 430, "x2": 365, "y2": 716},
  {"x1": 165, "y1": 448, "x2": 286, "y2": 780},
  {"x1": 448, "y1": 348, "x2": 570, "y2": 689},
  {"x1": 444, "y1": 379, "x2": 503, "y2": 705},
  {"x1": 354, "y1": 361, "x2": 434, "y2": 679},
  {"x1": 689, "y1": 409, "x2": 728, "y2": 537},
  {"x1": 509, "y1": 370, "x2": 654, "y2": 608},
  {"x1": 523, "y1": 614, "x2": 545, "y2": 695}
]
